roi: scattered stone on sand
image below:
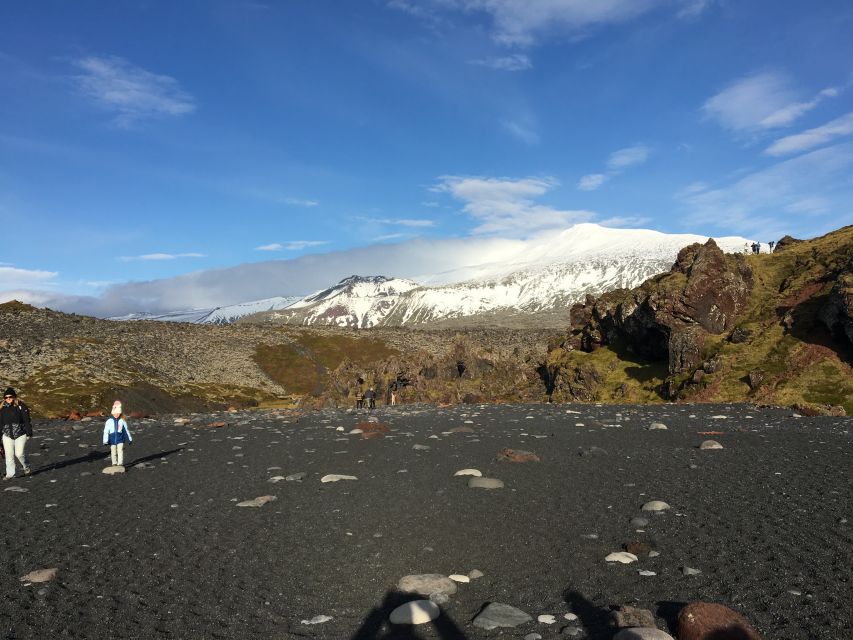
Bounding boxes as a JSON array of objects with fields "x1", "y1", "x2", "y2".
[
  {"x1": 641, "y1": 500, "x2": 671, "y2": 512},
  {"x1": 20, "y1": 568, "x2": 58, "y2": 584},
  {"x1": 473, "y1": 603, "x2": 533, "y2": 630},
  {"x1": 268, "y1": 476, "x2": 286, "y2": 483},
  {"x1": 468, "y1": 569, "x2": 484, "y2": 580},
  {"x1": 389, "y1": 600, "x2": 440, "y2": 625},
  {"x1": 624, "y1": 541, "x2": 652, "y2": 555},
  {"x1": 429, "y1": 592, "x2": 450, "y2": 605},
  {"x1": 174, "y1": 418, "x2": 190, "y2": 425},
  {"x1": 102, "y1": 466, "x2": 125, "y2": 475},
  {"x1": 413, "y1": 444, "x2": 431, "y2": 451},
  {"x1": 700, "y1": 440, "x2": 724, "y2": 450},
  {"x1": 300, "y1": 615, "x2": 333, "y2": 625},
  {"x1": 537, "y1": 614, "x2": 556, "y2": 624},
  {"x1": 638, "y1": 570, "x2": 657, "y2": 576},
  {"x1": 4, "y1": 486, "x2": 29, "y2": 492},
  {"x1": 449, "y1": 426, "x2": 475, "y2": 433},
  {"x1": 397, "y1": 574, "x2": 458, "y2": 597},
  {"x1": 525, "y1": 634, "x2": 543, "y2": 640},
  {"x1": 648, "y1": 550, "x2": 661, "y2": 558},
  {"x1": 205, "y1": 421, "x2": 227, "y2": 428},
  {"x1": 453, "y1": 468, "x2": 482, "y2": 477},
  {"x1": 320, "y1": 474, "x2": 357, "y2": 483},
  {"x1": 648, "y1": 423, "x2": 668, "y2": 430},
  {"x1": 682, "y1": 566, "x2": 702, "y2": 576},
  {"x1": 564, "y1": 613, "x2": 578, "y2": 621},
  {"x1": 349, "y1": 428, "x2": 363, "y2": 435},
  {"x1": 614, "y1": 629, "x2": 675, "y2": 640},
  {"x1": 496, "y1": 448, "x2": 540, "y2": 463},
  {"x1": 677, "y1": 602, "x2": 762, "y2": 640},
  {"x1": 630, "y1": 517, "x2": 649, "y2": 528},
  {"x1": 578, "y1": 446, "x2": 608, "y2": 457},
  {"x1": 468, "y1": 477, "x2": 504, "y2": 489},
  {"x1": 286, "y1": 472, "x2": 307, "y2": 481},
  {"x1": 612, "y1": 605, "x2": 656, "y2": 628},
  {"x1": 236, "y1": 495, "x2": 277, "y2": 508},
  {"x1": 449, "y1": 574, "x2": 470, "y2": 583},
  {"x1": 605, "y1": 552, "x2": 639, "y2": 564}
]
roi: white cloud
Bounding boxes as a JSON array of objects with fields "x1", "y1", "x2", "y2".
[
  {"x1": 607, "y1": 144, "x2": 651, "y2": 169},
  {"x1": 470, "y1": 53, "x2": 532, "y2": 71},
  {"x1": 0, "y1": 266, "x2": 57, "y2": 289},
  {"x1": 764, "y1": 112, "x2": 853, "y2": 157},
  {"x1": 282, "y1": 240, "x2": 330, "y2": 251},
  {"x1": 72, "y1": 56, "x2": 196, "y2": 127},
  {"x1": 255, "y1": 243, "x2": 284, "y2": 251},
  {"x1": 119, "y1": 252, "x2": 205, "y2": 262},
  {"x1": 392, "y1": 1, "x2": 709, "y2": 46},
  {"x1": 359, "y1": 218, "x2": 436, "y2": 228},
  {"x1": 283, "y1": 198, "x2": 319, "y2": 207},
  {"x1": 676, "y1": 142, "x2": 853, "y2": 235},
  {"x1": 577, "y1": 144, "x2": 651, "y2": 191},
  {"x1": 702, "y1": 72, "x2": 840, "y2": 132},
  {"x1": 577, "y1": 173, "x2": 607, "y2": 191},
  {"x1": 500, "y1": 119, "x2": 540, "y2": 144},
  {"x1": 433, "y1": 175, "x2": 595, "y2": 234}
]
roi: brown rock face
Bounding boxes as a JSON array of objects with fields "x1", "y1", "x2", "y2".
[
  {"x1": 566, "y1": 240, "x2": 753, "y2": 375},
  {"x1": 820, "y1": 266, "x2": 853, "y2": 347},
  {"x1": 677, "y1": 602, "x2": 762, "y2": 640}
]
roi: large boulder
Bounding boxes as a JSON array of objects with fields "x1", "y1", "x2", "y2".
[{"x1": 820, "y1": 265, "x2": 853, "y2": 347}]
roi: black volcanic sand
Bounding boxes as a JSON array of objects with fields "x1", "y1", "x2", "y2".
[{"x1": 2, "y1": 404, "x2": 851, "y2": 639}]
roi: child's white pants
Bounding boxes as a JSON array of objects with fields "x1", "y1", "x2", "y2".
[
  {"x1": 3, "y1": 434, "x2": 28, "y2": 478},
  {"x1": 110, "y1": 443, "x2": 124, "y2": 466}
]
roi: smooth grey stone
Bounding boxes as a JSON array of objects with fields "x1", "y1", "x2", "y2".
[
  {"x1": 630, "y1": 517, "x2": 649, "y2": 527},
  {"x1": 473, "y1": 602, "x2": 532, "y2": 630},
  {"x1": 285, "y1": 472, "x2": 307, "y2": 481},
  {"x1": 468, "y1": 477, "x2": 504, "y2": 489},
  {"x1": 397, "y1": 574, "x2": 457, "y2": 597}
]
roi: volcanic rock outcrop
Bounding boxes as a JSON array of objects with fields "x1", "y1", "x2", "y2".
[{"x1": 568, "y1": 239, "x2": 753, "y2": 376}]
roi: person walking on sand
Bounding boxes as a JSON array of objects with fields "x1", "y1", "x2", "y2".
[
  {"x1": 365, "y1": 387, "x2": 376, "y2": 410},
  {"x1": 355, "y1": 389, "x2": 364, "y2": 410},
  {"x1": 103, "y1": 401, "x2": 132, "y2": 467},
  {"x1": 2, "y1": 387, "x2": 33, "y2": 479}
]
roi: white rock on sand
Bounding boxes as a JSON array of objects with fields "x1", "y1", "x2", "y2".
[
  {"x1": 300, "y1": 615, "x2": 332, "y2": 625},
  {"x1": 453, "y1": 468, "x2": 482, "y2": 477},
  {"x1": 320, "y1": 474, "x2": 357, "y2": 483},
  {"x1": 605, "y1": 552, "x2": 639, "y2": 564},
  {"x1": 389, "y1": 600, "x2": 440, "y2": 625},
  {"x1": 641, "y1": 500, "x2": 671, "y2": 511},
  {"x1": 449, "y1": 574, "x2": 470, "y2": 583},
  {"x1": 102, "y1": 466, "x2": 125, "y2": 475},
  {"x1": 236, "y1": 495, "x2": 277, "y2": 508},
  {"x1": 648, "y1": 423, "x2": 668, "y2": 430},
  {"x1": 537, "y1": 614, "x2": 556, "y2": 624},
  {"x1": 397, "y1": 574, "x2": 458, "y2": 597},
  {"x1": 468, "y1": 477, "x2": 504, "y2": 489},
  {"x1": 700, "y1": 440, "x2": 724, "y2": 450},
  {"x1": 20, "y1": 568, "x2": 58, "y2": 583}
]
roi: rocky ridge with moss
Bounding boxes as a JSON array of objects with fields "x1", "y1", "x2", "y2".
[{"x1": 547, "y1": 225, "x2": 853, "y2": 414}]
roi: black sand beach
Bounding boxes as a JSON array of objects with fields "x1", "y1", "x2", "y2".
[{"x1": 2, "y1": 404, "x2": 851, "y2": 639}]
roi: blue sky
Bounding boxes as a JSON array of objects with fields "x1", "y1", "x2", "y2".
[{"x1": 1, "y1": 0, "x2": 852, "y2": 315}]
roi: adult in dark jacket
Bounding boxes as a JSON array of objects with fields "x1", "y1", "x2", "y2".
[{"x1": 2, "y1": 387, "x2": 33, "y2": 479}]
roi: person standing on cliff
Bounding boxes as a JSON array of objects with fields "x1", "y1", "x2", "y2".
[
  {"x1": 2, "y1": 387, "x2": 33, "y2": 479},
  {"x1": 103, "y1": 401, "x2": 132, "y2": 467}
]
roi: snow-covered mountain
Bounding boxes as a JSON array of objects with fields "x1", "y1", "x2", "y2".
[
  {"x1": 110, "y1": 224, "x2": 753, "y2": 328},
  {"x1": 109, "y1": 295, "x2": 302, "y2": 325},
  {"x1": 264, "y1": 224, "x2": 752, "y2": 328}
]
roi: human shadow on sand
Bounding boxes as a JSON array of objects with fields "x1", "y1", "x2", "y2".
[
  {"x1": 126, "y1": 448, "x2": 183, "y2": 468},
  {"x1": 564, "y1": 590, "x2": 620, "y2": 639},
  {"x1": 31, "y1": 449, "x2": 109, "y2": 476},
  {"x1": 350, "y1": 590, "x2": 468, "y2": 640}
]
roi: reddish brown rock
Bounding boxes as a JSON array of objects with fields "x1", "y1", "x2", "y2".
[
  {"x1": 65, "y1": 409, "x2": 82, "y2": 422},
  {"x1": 202, "y1": 421, "x2": 227, "y2": 429},
  {"x1": 623, "y1": 541, "x2": 652, "y2": 555},
  {"x1": 85, "y1": 411, "x2": 105, "y2": 418},
  {"x1": 357, "y1": 422, "x2": 389, "y2": 433},
  {"x1": 496, "y1": 448, "x2": 540, "y2": 463},
  {"x1": 227, "y1": 406, "x2": 238, "y2": 413},
  {"x1": 128, "y1": 411, "x2": 149, "y2": 419},
  {"x1": 677, "y1": 603, "x2": 762, "y2": 640}
]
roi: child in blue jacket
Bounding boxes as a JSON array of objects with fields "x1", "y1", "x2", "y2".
[{"x1": 103, "y1": 401, "x2": 132, "y2": 466}]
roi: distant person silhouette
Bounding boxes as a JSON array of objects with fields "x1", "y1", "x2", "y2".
[{"x1": 365, "y1": 388, "x2": 376, "y2": 410}]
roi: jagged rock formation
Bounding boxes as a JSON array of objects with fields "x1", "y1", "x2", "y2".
[
  {"x1": 568, "y1": 239, "x2": 753, "y2": 376},
  {"x1": 547, "y1": 225, "x2": 853, "y2": 413}
]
